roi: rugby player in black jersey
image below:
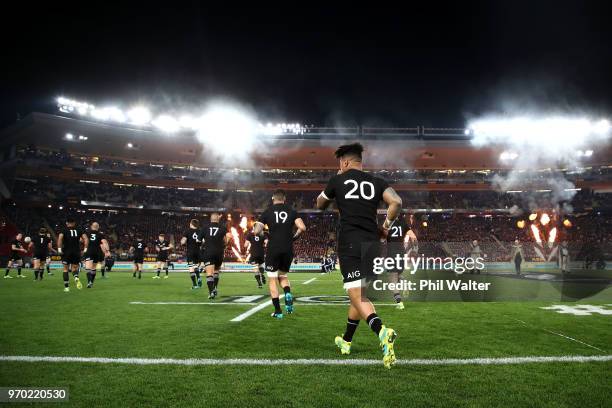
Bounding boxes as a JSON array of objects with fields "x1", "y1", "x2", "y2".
[
  {"x1": 245, "y1": 228, "x2": 267, "y2": 288},
  {"x1": 254, "y1": 190, "x2": 306, "y2": 319},
  {"x1": 154, "y1": 233, "x2": 173, "y2": 279},
  {"x1": 180, "y1": 219, "x2": 203, "y2": 290},
  {"x1": 201, "y1": 213, "x2": 231, "y2": 299},
  {"x1": 32, "y1": 227, "x2": 53, "y2": 281},
  {"x1": 82, "y1": 222, "x2": 111, "y2": 289},
  {"x1": 130, "y1": 235, "x2": 146, "y2": 279},
  {"x1": 382, "y1": 214, "x2": 410, "y2": 310},
  {"x1": 4, "y1": 233, "x2": 28, "y2": 279},
  {"x1": 316, "y1": 143, "x2": 402, "y2": 368},
  {"x1": 57, "y1": 218, "x2": 87, "y2": 291}
]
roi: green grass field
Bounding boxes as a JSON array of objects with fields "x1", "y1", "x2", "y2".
[{"x1": 1, "y1": 268, "x2": 611, "y2": 407}]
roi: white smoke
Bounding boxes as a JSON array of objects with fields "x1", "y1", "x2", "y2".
[{"x1": 468, "y1": 113, "x2": 611, "y2": 211}]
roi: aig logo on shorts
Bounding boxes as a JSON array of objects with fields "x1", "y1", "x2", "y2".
[
  {"x1": 265, "y1": 265, "x2": 275, "y2": 271},
  {"x1": 346, "y1": 270, "x2": 360, "y2": 279}
]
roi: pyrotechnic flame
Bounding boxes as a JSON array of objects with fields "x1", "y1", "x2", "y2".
[
  {"x1": 540, "y1": 213, "x2": 550, "y2": 226},
  {"x1": 528, "y1": 213, "x2": 538, "y2": 221},
  {"x1": 563, "y1": 219, "x2": 572, "y2": 228},
  {"x1": 548, "y1": 227, "x2": 557, "y2": 244},
  {"x1": 516, "y1": 220, "x2": 526, "y2": 229},
  {"x1": 531, "y1": 224, "x2": 542, "y2": 244},
  {"x1": 230, "y1": 227, "x2": 243, "y2": 261},
  {"x1": 239, "y1": 216, "x2": 248, "y2": 231},
  {"x1": 231, "y1": 246, "x2": 243, "y2": 262}
]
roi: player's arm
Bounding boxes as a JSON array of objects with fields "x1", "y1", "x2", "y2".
[
  {"x1": 101, "y1": 238, "x2": 110, "y2": 256},
  {"x1": 57, "y1": 233, "x2": 64, "y2": 254},
  {"x1": 244, "y1": 239, "x2": 251, "y2": 252},
  {"x1": 81, "y1": 233, "x2": 89, "y2": 253},
  {"x1": 317, "y1": 177, "x2": 336, "y2": 210},
  {"x1": 381, "y1": 187, "x2": 402, "y2": 230},
  {"x1": 180, "y1": 236, "x2": 187, "y2": 246},
  {"x1": 293, "y1": 217, "x2": 306, "y2": 240},
  {"x1": 224, "y1": 232, "x2": 232, "y2": 246}
]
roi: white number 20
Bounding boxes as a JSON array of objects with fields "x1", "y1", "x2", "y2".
[{"x1": 344, "y1": 180, "x2": 375, "y2": 200}]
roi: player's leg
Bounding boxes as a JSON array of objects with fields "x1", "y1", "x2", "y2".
[
  {"x1": 189, "y1": 266, "x2": 198, "y2": 289},
  {"x1": 253, "y1": 263, "x2": 262, "y2": 288},
  {"x1": 267, "y1": 272, "x2": 283, "y2": 318},
  {"x1": 212, "y1": 258, "x2": 221, "y2": 293},
  {"x1": 195, "y1": 262, "x2": 203, "y2": 287},
  {"x1": 335, "y1": 302, "x2": 360, "y2": 354},
  {"x1": 155, "y1": 261, "x2": 161, "y2": 278},
  {"x1": 4, "y1": 259, "x2": 11, "y2": 278},
  {"x1": 33, "y1": 258, "x2": 40, "y2": 280},
  {"x1": 70, "y1": 254, "x2": 83, "y2": 289},
  {"x1": 205, "y1": 264, "x2": 216, "y2": 298},
  {"x1": 132, "y1": 261, "x2": 138, "y2": 278},
  {"x1": 16, "y1": 259, "x2": 24, "y2": 277},
  {"x1": 46, "y1": 257, "x2": 52, "y2": 275},
  {"x1": 162, "y1": 261, "x2": 168, "y2": 278},
  {"x1": 62, "y1": 261, "x2": 70, "y2": 292},
  {"x1": 278, "y1": 272, "x2": 294, "y2": 313},
  {"x1": 137, "y1": 262, "x2": 142, "y2": 279},
  {"x1": 340, "y1": 253, "x2": 397, "y2": 368},
  {"x1": 389, "y1": 271, "x2": 404, "y2": 310},
  {"x1": 85, "y1": 259, "x2": 97, "y2": 288}
]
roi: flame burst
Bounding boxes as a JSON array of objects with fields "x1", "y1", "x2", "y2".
[
  {"x1": 230, "y1": 227, "x2": 243, "y2": 261},
  {"x1": 548, "y1": 227, "x2": 557, "y2": 244},
  {"x1": 531, "y1": 224, "x2": 542, "y2": 244},
  {"x1": 239, "y1": 216, "x2": 248, "y2": 231}
]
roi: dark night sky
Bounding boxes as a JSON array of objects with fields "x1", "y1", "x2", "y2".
[{"x1": 2, "y1": 2, "x2": 611, "y2": 128}]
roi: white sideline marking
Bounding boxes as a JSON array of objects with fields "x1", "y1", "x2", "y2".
[
  {"x1": 130, "y1": 302, "x2": 256, "y2": 306},
  {"x1": 303, "y1": 277, "x2": 318, "y2": 285},
  {"x1": 1, "y1": 355, "x2": 610, "y2": 366},
  {"x1": 230, "y1": 300, "x2": 272, "y2": 322}
]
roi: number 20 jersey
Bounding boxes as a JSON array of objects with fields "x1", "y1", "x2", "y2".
[{"x1": 323, "y1": 169, "x2": 389, "y2": 250}]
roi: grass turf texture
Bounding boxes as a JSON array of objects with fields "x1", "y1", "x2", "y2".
[{"x1": 1, "y1": 268, "x2": 610, "y2": 407}]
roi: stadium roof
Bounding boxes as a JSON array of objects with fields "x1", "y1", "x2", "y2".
[{"x1": 2, "y1": 113, "x2": 611, "y2": 170}]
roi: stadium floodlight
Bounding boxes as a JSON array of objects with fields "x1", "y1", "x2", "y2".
[
  {"x1": 499, "y1": 151, "x2": 518, "y2": 161},
  {"x1": 194, "y1": 103, "x2": 260, "y2": 160},
  {"x1": 126, "y1": 142, "x2": 133, "y2": 148},
  {"x1": 127, "y1": 106, "x2": 151, "y2": 126},
  {"x1": 105, "y1": 107, "x2": 126, "y2": 123},
  {"x1": 152, "y1": 115, "x2": 180, "y2": 133},
  {"x1": 65, "y1": 133, "x2": 74, "y2": 140},
  {"x1": 584, "y1": 150, "x2": 593, "y2": 157}
]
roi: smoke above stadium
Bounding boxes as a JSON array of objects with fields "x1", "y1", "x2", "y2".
[{"x1": 467, "y1": 113, "x2": 612, "y2": 210}]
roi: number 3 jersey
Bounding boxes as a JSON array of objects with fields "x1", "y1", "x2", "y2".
[
  {"x1": 258, "y1": 203, "x2": 298, "y2": 253},
  {"x1": 322, "y1": 169, "x2": 389, "y2": 250}
]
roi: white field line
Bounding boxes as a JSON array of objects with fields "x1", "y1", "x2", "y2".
[
  {"x1": 302, "y1": 277, "x2": 318, "y2": 285},
  {"x1": 1, "y1": 355, "x2": 610, "y2": 366},
  {"x1": 130, "y1": 301, "x2": 257, "y2": 306},
  {"x1": 230, "y1": 300, "x2": 272, "y2": 322},
  {"x1": 510, "y1": 317, "x2": 606, "y2": 352},
  {"x1": 542, "y1": 329, "x2": 606, "y2": 352}
]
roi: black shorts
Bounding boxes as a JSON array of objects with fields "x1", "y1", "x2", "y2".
[
  {"x1": 186, "y1": 250, "x2": 200, "y2": 266},
  {"x1": 249, "y1": 255, "x2": 265, "y2": 266},
  {"x1": 133, "y1": 255, "x2": 144, "y2": 264},
  {"x1": 84, "y1": 251, "x2": 105, "y2": 263},
  {"x1": 9, "y1": 255, "x2": 23, "y2": 263},
  {"x1": 157, "y1": 252, "x2": 168, "y2": 262},
  {"x1": 203, "y1": 252, "x2": 223, "y2": 269},
  {"x1": 265, "y1": 250, "x2": 293, "y2": 273},
  {"x1": 338, "y1": 241, "x2": 379, "y2": 288},
  {"x1": 32, "y1": 251, "x2": 49, "y2": 261},
  {"x1": 62, "y1": 251, "x2": 81, "y2": 266}
]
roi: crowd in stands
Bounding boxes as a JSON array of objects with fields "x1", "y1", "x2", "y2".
[{"x1": 3, "y1": 203, "x2": 610, "y2": 264}]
